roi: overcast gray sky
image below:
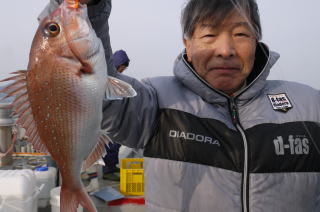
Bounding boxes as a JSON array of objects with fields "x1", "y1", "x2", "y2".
[{"x1": 0, "y1": 0, "x2": 319, "y2": 88}]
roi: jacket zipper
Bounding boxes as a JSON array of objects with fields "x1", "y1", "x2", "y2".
[
  {"x1": 182, "y1": 55, "x2": 251, "y2": 212},
  {"x1": 230, "y1": 98, "x2": 249, "y2": 212}
]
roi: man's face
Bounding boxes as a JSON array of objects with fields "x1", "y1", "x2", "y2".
[
  {"x1": 184, "y1": 10, "x2": 257, "y2": 96},
  {"x1": 117, "y1": 65, "x2": 128, "y2": 73}
]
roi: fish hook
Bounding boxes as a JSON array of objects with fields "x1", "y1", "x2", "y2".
[{"x1": 65, "y1": 0, "x2": 79, "y2": 9}]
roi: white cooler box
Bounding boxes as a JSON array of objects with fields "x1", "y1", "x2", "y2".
[{"x1": 0, "y1": 169, "x2": 41, "y2": 212}]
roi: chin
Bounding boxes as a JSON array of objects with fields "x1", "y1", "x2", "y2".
[
  {"x1": 209, "y1": 80, "x2": 232, "y2": 89},
  {"x1": 210, "y1": 82, "x2": 237, "y2": 93}
]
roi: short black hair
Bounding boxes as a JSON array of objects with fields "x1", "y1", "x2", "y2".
[{"x1": 181, "y1": 0, "x2": 262, "y2": 40}]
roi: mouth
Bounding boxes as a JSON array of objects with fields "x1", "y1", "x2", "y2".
[
  {"x1": 69, "y1": 36, "x2": 100, "y2": 59},
  {"x1": 209, "y1": 66, "x2": 241, "y2": 73}
]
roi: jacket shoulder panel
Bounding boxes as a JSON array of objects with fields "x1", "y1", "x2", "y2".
[
  {"x1": 144, "y1": 76, "x2": 235, "y2": 129},
  {"x1": 240, "y1": 80, "x2": 320, "y2": 129}
]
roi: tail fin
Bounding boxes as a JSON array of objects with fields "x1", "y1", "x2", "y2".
[{"x1": 60, "y1": 185, "x2": 97, "y2": 212}]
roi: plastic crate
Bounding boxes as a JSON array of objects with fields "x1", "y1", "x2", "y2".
[{"x1": 120, "y1": 158, "x2": 144, "y2": 196}]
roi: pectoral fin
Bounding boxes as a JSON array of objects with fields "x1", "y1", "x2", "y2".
[{"x1": 106, "y1": 77, "x2": 137, "y2": 100}]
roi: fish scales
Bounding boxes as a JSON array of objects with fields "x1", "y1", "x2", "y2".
[
  {"x1": 0, "y1": 1, "x2": 136, "y2": 212},
  {"x1": 28, "y1": 68, "x2": 103, "y2": 175}
]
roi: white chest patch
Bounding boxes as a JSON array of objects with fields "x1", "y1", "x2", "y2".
[{"x1": 268, "y1": 93, "x2": 293, "y2": 113}]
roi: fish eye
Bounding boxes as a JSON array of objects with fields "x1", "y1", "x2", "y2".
[{"x1": 44, "y1": 22, "x2": 60, "y2": 37}]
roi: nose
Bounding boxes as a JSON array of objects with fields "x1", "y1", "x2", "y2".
[{"x1": 213, "y1": 34, "x2": 236, "y2": 58}]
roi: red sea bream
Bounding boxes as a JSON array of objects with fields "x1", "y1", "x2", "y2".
[{"x1": 0, "y1": 1, "x2": 136, "y2": 211}]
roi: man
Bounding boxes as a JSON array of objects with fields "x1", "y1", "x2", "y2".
[{"x1": 42, "y1": 0, "x2": 320, "y2": 211}]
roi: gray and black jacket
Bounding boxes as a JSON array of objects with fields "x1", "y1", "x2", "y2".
[
  {"x1": 42, "y1": 1, "x2": 320, "y2": 211},
  {"x1": 103, "y1": 42, "x2": 320, "y2": 212}
]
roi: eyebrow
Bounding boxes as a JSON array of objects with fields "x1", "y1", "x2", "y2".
[
  {"x1": 200, "y1": 22, "x2": 251, "y2": 30},
  {"x1": 232, "y1": 22, "x2": 252, "y2": 29}
]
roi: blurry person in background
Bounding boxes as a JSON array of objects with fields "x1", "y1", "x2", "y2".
[
  {"x1": 113, "y1": 50, "x2": 130, "y2": 73},
  {"x1": 84, "y1": 50, "x2": 131, "y2": 183},
  {"x1": 102, "y1": 49, "x2": 130, "y2": 181}
]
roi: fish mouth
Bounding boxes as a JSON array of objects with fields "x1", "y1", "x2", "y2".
[{"x1": 67, "y1": 35, "x2": 100, "y2": 61}]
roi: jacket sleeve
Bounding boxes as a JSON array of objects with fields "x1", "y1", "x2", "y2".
[
  {"x1": 86, "y1": 0, "x2": 118, "y2": 76},
  {"x1": 102, "y1": 77, "x2": 159, "y2": 149},
  {"x1": 81, "y1": 0, "x2": 159, "y2": 149}
]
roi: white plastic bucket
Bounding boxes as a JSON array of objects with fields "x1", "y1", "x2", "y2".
[
  {"x1": 0, "y1": 169, "x2": 41, "y2": 212},
  {"x1": 34, "y1": 166, "x2": 57, "y2": 208},
  {"x1": 0, "y1": 188, "x2": 41, "y2": 212},
  {"x1": 50, "y1": 187, "x2": 83, "y2": 212}
]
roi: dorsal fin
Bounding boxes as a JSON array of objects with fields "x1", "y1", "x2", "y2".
[{"x1": 0, "y1": 71, "x2": 49, "y2": 153}]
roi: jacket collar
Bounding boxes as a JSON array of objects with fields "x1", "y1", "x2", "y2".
[{"x1": 173, "y1": 42, "x2": 280, "y2": 104}]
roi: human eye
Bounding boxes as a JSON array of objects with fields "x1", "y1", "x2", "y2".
[
  {"x1": 234, "y1": 32, "x2": 250, "y2": 37},
  {"x1": 233, "y1": 26, "x2": 254, "y2": 38},
  {"x1": 201, "y1": 34, "x2": 217, "y2": 38}
]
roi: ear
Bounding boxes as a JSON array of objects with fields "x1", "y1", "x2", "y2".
[{"x1": 183, "y1": 38, "x2": 192, "y2": 63}]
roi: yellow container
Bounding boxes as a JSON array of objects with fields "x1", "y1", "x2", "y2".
[{"x1": 120, "y1": 158, "x2": 144, "y2": 196}]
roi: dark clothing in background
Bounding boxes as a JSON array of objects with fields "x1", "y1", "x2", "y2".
[{"x1": 102, "y1": 143, "x2": 121, "y2": 173}]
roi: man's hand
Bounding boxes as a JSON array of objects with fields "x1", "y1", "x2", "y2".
[{"x1": 79, "y1": 0, "x2": 100, "y2": 5}]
